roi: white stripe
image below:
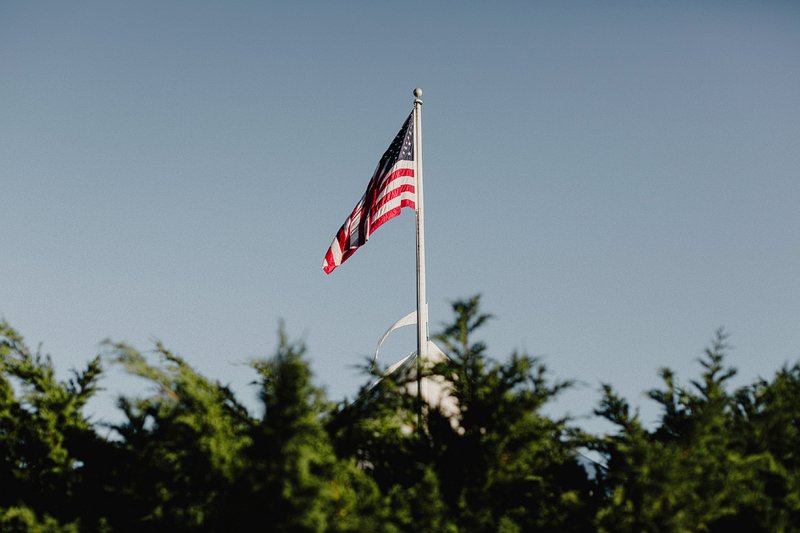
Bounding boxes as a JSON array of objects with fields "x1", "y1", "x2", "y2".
[
  {"x1": 329, "y1": 238, "x2": 342, "y2": 264},
  {"x1": 374, "y1": 175, "x2": 416, "y2": 206},
  {"x1": 388, "y1": 160, "x2": 415, "y2": 171},
  {"x1": 370, "y1": 190, "x2": 416, "y2": 223},
  {"x1": 378, "y1": 160, "x2": 414, "y2": 184}
]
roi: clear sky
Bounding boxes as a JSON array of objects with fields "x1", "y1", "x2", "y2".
[{"x1": 2, "y1": 1, "x2": 799, "y2": 433}]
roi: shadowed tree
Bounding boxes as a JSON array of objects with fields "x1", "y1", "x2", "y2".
[
  {"x1": 104, "y1": 340, "x2": 252, "y2": 531},
  {"x1": 105, "y1": 327, "x2": 388, "y2": 532},
  {"x1": 231, "y1": 326, "x2": 388, "y2": 532},
  {"x1": 2, "y1": 311, "x2": 798, "y2": 532},
  {"x1": 428, "y1": 295, "x2": 593, "y2": 532},
  {"x1": 0, "y1": 321, "x2": 101, "y2": 531},
  {"x1": 731, "y1": 362, "x2": 800, "y2": 529},
  {"x1": 592, "y1": 329, "x2": 787, "y2": 532},
  {"x1": 329, "y1": 296, "x2": 594, "y2": 532}
]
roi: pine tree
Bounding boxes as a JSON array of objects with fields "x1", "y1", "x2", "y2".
[{"x1": 593, "y1": 330, "x2": 775, "y2": 531}]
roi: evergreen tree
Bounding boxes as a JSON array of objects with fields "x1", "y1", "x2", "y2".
[
  {"x1": 428, "y1": 296, "x2": 593, "y2": 532},
  {"x1": 234, "y1": 326, "x2": 388, "y2": 532},
  {"x1": 0, "y1": 321, "x2": 102, "y2": 531},
  {"x1": 104, "y1": 340, "x2": 252, "y2": 531},
  {"x1": 329, "y1": 296, "x2": 594, "y2": 532},
  {"x1": 732, "y1": 362, "x2": 800, "y2": 529},
  {"x1": 593, "y1": 330, "x2": 778, "y2": 532},
  {"x1": 2, "y1": 309, "x2": 798, "y2": 532}
]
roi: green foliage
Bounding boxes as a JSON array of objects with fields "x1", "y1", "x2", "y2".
[
  {"x1": 385, "y1": 465, "x2": 456, "y2": 533},
  {"x1": 428, "y1": 296, "x2": 592, "y2": 532},
  {"x1": 235, "y1": 327, "x2": 387, "y2": 532},
  {"x1": 102, "y1": 339, "x2": 252, "y2": 530},
  {"x1": 732, "y1": 362, "x2": 800, "y2": 529},
  {"x1": 593, "y1": 329, "x2": 800, "y2": 532},
  {"x1": 1, "y1": 307, "x2": 799, "y2": 532},
  {"x1": 328, "y1": 295, "x2": 593, "y2": 532},
  {"x1": 0, "y1": 321, "x2": 104, "y2": 529},
  {"x1": 98, "y1": 327, "x2": 387, "y2": 532},
  {"x1": 0, "y1": 505, "x2": 79, "y2": 533}
]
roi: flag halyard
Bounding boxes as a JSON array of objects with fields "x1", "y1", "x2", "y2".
[{"x1": 322, "y1": 112, "x2": 415, "y2": 274}]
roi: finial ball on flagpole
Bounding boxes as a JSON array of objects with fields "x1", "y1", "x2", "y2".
[{"x1": 414, "y1": 87, "x2": 423, "y2": 98}]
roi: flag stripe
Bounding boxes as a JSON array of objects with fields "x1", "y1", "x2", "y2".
[
  {"x1": 371, "y1": 187, "x2": 416, "y2": 222},
  {"x1": 371, "y1": 198, "x2": 416, "y2": 233}
]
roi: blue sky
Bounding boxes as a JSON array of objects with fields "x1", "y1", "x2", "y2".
[{"x1": 2, "y1": 1, "x2": 799, "y2": 433}]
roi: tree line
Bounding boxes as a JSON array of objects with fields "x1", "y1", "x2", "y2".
[{"x1": 1, "y1": 296, "x2": 798, "y2": 532}]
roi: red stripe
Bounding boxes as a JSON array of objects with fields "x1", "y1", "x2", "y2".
[
  {"x1": 323, "y1": 254, "x2": 335, "y2": 274},
  {"x1": 385, "y1": 167, "x2": 414, "y2": 183},
  {"x1": 370, "y1": 198, "x2": 415, "y2": 234},
  {"x1": 369, "y1": 167, "x2": 412, "y2": 198},
  {"x1": 374, "y1": 168, "x2": 413, "y2": 194},
  {"x1": 336, "y1": 224, "x2": 348, "y2": 250},
  {"x1": 371, "y1": 167, "x2": 413, "y2": 200},
  {"x1": 370, "y1": 184, "x2": 415, "y2": 214}
]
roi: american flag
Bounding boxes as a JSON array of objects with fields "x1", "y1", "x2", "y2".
[{"x1": 323, "y1": 112, "x2": 416, "y2": 274}]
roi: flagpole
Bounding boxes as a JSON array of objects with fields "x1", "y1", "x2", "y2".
[{"x1": 413, "y1": 88, "x2": 428, "y2": 433}]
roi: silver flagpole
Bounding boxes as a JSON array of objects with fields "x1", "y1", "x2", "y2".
[{"x1": 413, "y1": 88, "x2": 428, "y2": 432}]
